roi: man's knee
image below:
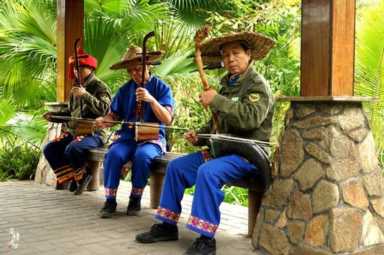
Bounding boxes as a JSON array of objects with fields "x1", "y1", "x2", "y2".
[
  {"x1": 166, "y1": 157, "x2": 188, "y2": 178},
  {"x1": 105, "y1": 147, "x2": 126, "y2": 164},
  {"x1": 196, "y1": 165, "x2": 217, "y2": 183},
  {"x1": 43, "y1": 142, "x2": 57, "y2": 159},
  {"x1": 64, "y1": 141, "x2": 82, "y2": 156},
  {"x1": 133, "y1": 149, "x2": 153, "y2": 164},
  {"x1": 43, "y1": 144, "x2": 50, "y2": 158}
]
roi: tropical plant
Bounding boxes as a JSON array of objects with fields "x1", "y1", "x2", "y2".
[
  {"x1": 83, "y1": 0, "x2": 171, "y2": 89},
  {"x1": 0, "y1": 134, "x2": 40, "y2": 181},
  {"x1": 0, "y1": 0, "x2": 57, "y2": 109},
  {"x1": 0, "y1": 99, "x2": 16, "y2": 126},
  {"x1": 355, "y1": 1, "x2": 384, "y2": 158}
]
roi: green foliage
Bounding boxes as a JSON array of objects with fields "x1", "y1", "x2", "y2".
[
  {"x1": 0, "y1": 99, "x2": 16, "y2": 125},
  {"x1": 83, "y1": 16, "x2": 129, "y2": 92},
  {"x1": 2, "y1": 112, "x2": 47, "y2": 144},
  {"x1": 161, "y1": 0, "x2": 226, "y2": 25},
  {"x1": 0, "y1": 134, "x2": 40, "y2": 181},
  {"x1": 355, "y1": 1, "x2": 384, "y2": 156},
  {"x1": 82, "y1": 0, "x2": 174, "y2": 92},
  {"x1": 85, "y1": 0, "x2": 170, "y2": 44},
  {"x1": 153, "y1": 19, "x2": 195, "y2": 58},
  {"x1": 222, "y1": 186, "x2": 248, "y2": 206},
  {"x1": 154, "y1": 50, "x2": 195, "y2": 76},
  {"x1": 185, "y1": 186, "x2": 248, "y2": 206},
  {"x1": 0, "y1": 0, "x2": 56, "y2": 109},
  {"x1": 161, "y1": 72, "x2": 220, "y2": 152}
]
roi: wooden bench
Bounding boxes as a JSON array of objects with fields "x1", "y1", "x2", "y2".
[{"x1": 86, "y1": 148, "x2": 264, "y2": 236}]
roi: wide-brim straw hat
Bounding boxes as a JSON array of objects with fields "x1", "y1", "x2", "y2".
[
  {"x1": 200, "y1": 32, "x2": 275, "y2": 64},
  {"x1": 110, "y1": 46, "x2": 163, "y2": 70}
]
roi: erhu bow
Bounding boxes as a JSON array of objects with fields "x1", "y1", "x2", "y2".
[{"x1": 47, "y1": 115, "x2": 188, "y2": 132}]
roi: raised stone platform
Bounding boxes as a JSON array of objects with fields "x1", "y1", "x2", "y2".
[{"x1": 252, "y1": 101, "x2": 384, "y2": 255}]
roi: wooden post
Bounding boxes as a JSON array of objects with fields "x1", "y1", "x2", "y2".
[
  {"x1": 56, "y1": 0, "x2": 84, "y2": 102},
  {"x1": 301, "y1": 0, "x2": 355, "y2": 97},
  {"x1": 150, "y1": 172, "x2": 164, "y2": 209},
  {"x1": 248, "y1": 189, "x2": 263, "y2": 237}
]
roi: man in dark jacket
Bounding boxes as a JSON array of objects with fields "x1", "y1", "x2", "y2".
[
  {"x1": 43, "y1": 48, "x2": 111, "y2": 195},
  {"x1": 136, "y1": 31, "x2": 274, "y2": 255}
]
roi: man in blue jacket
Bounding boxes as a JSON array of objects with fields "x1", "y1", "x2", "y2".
[{"x1": 95, "y1": 46, "x2": 174, "y2": 218}]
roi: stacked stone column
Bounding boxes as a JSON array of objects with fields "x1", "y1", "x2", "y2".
[{"x1": 252, "y1": 102, "x2": 384, "y2": 255}]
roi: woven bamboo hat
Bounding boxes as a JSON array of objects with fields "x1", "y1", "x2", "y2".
[
  {"x1": 200, "y1": 32, "x2": 274, "y2": 64},
  {"x1": 110, "y1": 46, "x2": 162, "y2": 70}
]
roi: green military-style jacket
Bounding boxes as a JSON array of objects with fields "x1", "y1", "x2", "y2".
[
  {"x1": 67, "y1": 73, "x2": 112, "y2": 143},
  {"x1": 197, "y1": 67, "x2": 274, "y2": 143}
]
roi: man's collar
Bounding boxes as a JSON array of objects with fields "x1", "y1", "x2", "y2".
[
  {"x1": 221, "y1": 66, "x2": 253, "y2": 87},
  {"x1": 132, "y1": 75, "x2": 153, "y2": 86},
  {"x1": 82, "y1": 72, "x2": 95, "y2": 87}
]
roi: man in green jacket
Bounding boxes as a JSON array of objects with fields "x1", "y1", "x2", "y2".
[
  {"x1": 43, "y1": 48, "x2": 111, "y2": 195},
  {"x1": 136, "y1": 32, "x2": 274, "y2": 255}
]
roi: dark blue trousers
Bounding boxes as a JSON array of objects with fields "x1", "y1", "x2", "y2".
[
  {"x1": 103, "y1": 140, "x2": 162, "y2": 200},
  {"x1": 155, "y1": 151, "x2": 257, "y2": 238},
  {"x1": 43, "y1": 133, "x2": 103, "y2": 183}
]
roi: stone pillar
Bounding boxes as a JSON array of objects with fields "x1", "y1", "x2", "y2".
[
  {"x1": 34, "y1": 102, "x2": 68, "y2": 186},
  {"x1": 252, "y1": 101, "x2": 384, "y2": 255}
]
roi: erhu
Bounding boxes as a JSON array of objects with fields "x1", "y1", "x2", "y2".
[
  {"x1": 134, "y1": 31, "x2": 160, "y2": 142},
  {"x1": 72, "y1": 38, "x2": 96, "y2": 136}
]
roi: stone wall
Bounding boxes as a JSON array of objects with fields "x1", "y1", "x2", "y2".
[
  {"x1": 34, "y1": 122, "x2": 61, "y2": 186},
  {"x1": 252, "y1": 102, "x2": 384, "y2": 255}
]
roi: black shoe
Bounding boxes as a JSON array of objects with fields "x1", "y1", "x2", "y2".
[
  {"x1": 127, "y1": 197, "x2": 141, "y2": 216},
  {"x1": 136, "y1": 223, "x2": 179, "y2": 243},
  {"x1": 68, "y1": 180, "x2": 77, "y2": 192},
  {"x1": 99, "y1": 200, "x2": 117, "y2": 218},
  {"x1": 184, "y1": 237, "x2": 216, "y2": 255},
  {"x1": 74, "y1": 173, "x2": 93, "y2": 195}
]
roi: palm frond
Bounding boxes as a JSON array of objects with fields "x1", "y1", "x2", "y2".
[
  {"x1": 153, "y1": 19, "x2": 195, "y2": 58},
  {"x1": 86, "y1": 0, "x2": 169, "y2": 37},
  {"x1": 5, "y1": 113, "x2": 47, "y2": 144},
  {"x1": 0, "y1": 0, "x2": 56, "y2": 108},
  {"x1": 154, "y1": 50, "x2": 195, "y2": 77},
  {"x1": 85, "y1": 0, "x2": 134, "y2": 16},
  {"x1": 355, "y1": 1, "x2": 384, "y2": 153},
  {"x1": 84, "y1": 16, "x2": 129, "y2": 90},
  {"x1": 0, "y1": 99, "x2": 16, "y2": 126},
  {"x1": 168, "y1": 0, "x2": 220, "y2": 12}
]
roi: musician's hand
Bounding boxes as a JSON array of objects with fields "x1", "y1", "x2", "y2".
[
  {"x1": 184, "y1": 130, "x2": 198, "y2": 145},
  {"x1": 136, "y1": 87, "x2": 155, "y2": 103},
  {"x1": 75, "y1": 136, "x2": 84, "y2": 142},
  {"x1": 95, "y1": 117, "x2": 107, "y2": 129},
  {"x1": 52, "y1": 131, "x2": 69, "y2": 142},
  {"x1": 43, "y1": 112, "x2": 53, "y2": 122},
  {"x1": 71, "y1": 87, "x2": 87, "y2": 97},
  {"x1": 199, "y1": 89, "x2": 217, "y2": 107}
]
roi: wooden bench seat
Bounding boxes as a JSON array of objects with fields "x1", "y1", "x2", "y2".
[{"x1": 86, "y1": 148, "x2": 264, "y2": 236}]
